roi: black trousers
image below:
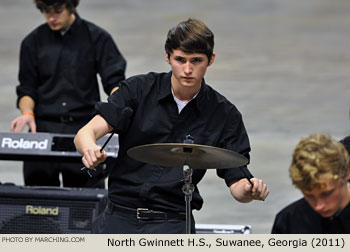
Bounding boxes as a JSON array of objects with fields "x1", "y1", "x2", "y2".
[
  {"x1": 92, "y1": 200, "x2": 196, "y2": 234},
  {"x1": 23, "y1": 118, "x2": 107, "y2": 188}
]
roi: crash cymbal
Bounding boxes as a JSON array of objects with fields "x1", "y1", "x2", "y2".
[{"x1": 127, "y1": 143, "x2": 248, "y2": 169}]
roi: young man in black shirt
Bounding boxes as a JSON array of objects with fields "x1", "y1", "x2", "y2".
[
  {"x1": 272, "y1": 133, "x2": 350, "y2": 233},
  {"x1": 10, "y1": 0, "x2": 126, "y2": 187},
  {"x1": 74, "y1": 18, "x2": 269, "y2": 233}
]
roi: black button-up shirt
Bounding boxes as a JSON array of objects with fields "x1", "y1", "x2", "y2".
[
  {"x1": 272, "y1": 198, "x2": 350, "y2": 233},
  {"x1": 97, "y1": 71, "x2": 252, "y2": 213},
  {"x1": 16, "y1": 14, "x2": 126, "y2": 119}
]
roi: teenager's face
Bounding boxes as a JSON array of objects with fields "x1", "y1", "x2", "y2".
[
  {"x1": 302, "y1": 172, "x2": 350, "y2": 218},
  {"x1": 42, "y1": 4, "x2": 75, "y2": 31},
  {"x1": 166, "y1": 49, "x2": 215, "y2": 91}
]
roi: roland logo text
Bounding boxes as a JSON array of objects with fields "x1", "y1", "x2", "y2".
[
  {"x1": 1, "y1": 138, "x2": 48, "y2": 150},
  {"x1": 26, "y1": 205, "x2": 59, "y2": 216}
]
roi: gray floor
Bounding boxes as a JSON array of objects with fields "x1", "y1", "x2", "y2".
[{"x1": 1, "y1": 0, "x2": 350, "y2": 233}]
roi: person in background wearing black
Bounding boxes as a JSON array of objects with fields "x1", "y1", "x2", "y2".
[
  {"x1": 340, "y1": 135, "x2": 350, "y2": 154},
  {"x1": 340, "y1": 108, "x2": 350, "y2": 154},
  {"x1": 272, "y1": 133, "x2": 350, "y2": 233},
  {"x1": 74, "y1": 18, "x2": 269, "y2": 233},
  {"x1": 10, "y1": 0, "x2": 126, "y2": 188}
]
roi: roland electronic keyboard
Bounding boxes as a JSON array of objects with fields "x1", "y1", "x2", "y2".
[{"x1": 0, "y1": 132, "x2": 118, "y2": 162}]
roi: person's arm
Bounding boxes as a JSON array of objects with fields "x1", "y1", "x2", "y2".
[
  {"x1": 94, "y1": 29, "x2": 126, "y2": 96},
  {"x1": 10, "y1": 96, "x2": 36, "y2": 133},
  {"x1": 214, "y1": 106, "x2": 269, "y2": 203},
  {"x1": 12, "y1": 35, "x2": 39, "y2": 133},
  {"x1": 229, "y1": 177, "x2": 269, "y2": 203},
  {"x1": 110, "y1": 86, "x2": 119, "y2": 95},
  {"x1": 74, "y1": 114, "x2": 113, "y2": 169}
]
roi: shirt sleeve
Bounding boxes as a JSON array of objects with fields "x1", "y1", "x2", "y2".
[
  {"x1": 95, "y1": 77, "x2": 138, "y2": 132},
  {"x1": 94, "y1": 30, "x2": 126, "y2": 95},
  {"x1": 16, "y1": 36, "x2": 39, "y2": 107},
  {"x1": 216, "y1": 106, "x2": 253, "y2": 186}
]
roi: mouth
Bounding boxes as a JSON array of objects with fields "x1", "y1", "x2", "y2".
[
  {"x1": 49, "y1": 23, "x2": 59, "y2": 28},
  {"x1": 318, "y1": 210, "x2": 332, "y2": 217}
]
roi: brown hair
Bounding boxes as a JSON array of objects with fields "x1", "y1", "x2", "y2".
[
  {"x1": 165, "y1": 18, "x2": 214, "y2": 61},
  {"x1": 290, "y1": 133, "x2": 349, "y2": 191}
]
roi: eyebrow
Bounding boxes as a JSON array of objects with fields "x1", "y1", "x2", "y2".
[{"x1": 174, "y1": 55, "x2": 205, "y2": 59}]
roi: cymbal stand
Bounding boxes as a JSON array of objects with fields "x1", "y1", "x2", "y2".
[
  {"x1": 182, "y1": 163, "x2": 194, "y2": 234},
  {"x1": 182, "y1": 135, "x2": 195, "y2": 234}
]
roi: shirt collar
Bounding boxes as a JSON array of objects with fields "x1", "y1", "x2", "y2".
[
  {"x1": 157, "y1": 71, "x2": 172, "y2": 101},
  {"x1": 59, "y1": 13, "x2": 81, "y2": 36},
  {"x1": 157, "y1": 71, "x2": 209, "y2": 114},
  {"x1": 193, "y1": 79, "x2": 209, "y2": 114},
  {"x1": 60, "y1": 25, "x2": 71, "y2": 36}
]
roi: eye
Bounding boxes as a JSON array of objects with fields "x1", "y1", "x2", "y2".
[
  {"x1": 320, "y1": 190, "x2": 334, "y2": 198},
  {"x1": 42, "y1": 7, "x2": 50, "y2": 13},
  {"x1": 191, "y1": 58, "x2": 203, "y2": 64},
  {"x1": 55, "y1": 7, "x2": 64, "y2": 13},
  {"x1": 175, "y1": 57, "x2": 185, "y2": 63},
  {"x1": 304, "y1": 193, "x2": 316, "y2": 203}
]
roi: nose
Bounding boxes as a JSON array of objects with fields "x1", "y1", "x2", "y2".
[
  {"x1": 314, "y1": 198, "x2": 326, "y2": 212},
  {"x1": 48, "y1": 15, "x2": 56, "y2": 22},
  {"x1": 184, "y1": 62, "x2": 192, "y2": 75}
]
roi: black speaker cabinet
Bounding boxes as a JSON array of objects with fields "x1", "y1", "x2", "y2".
[{"x1": 0, "y1": 184, "x2": 107, "y2": 234}]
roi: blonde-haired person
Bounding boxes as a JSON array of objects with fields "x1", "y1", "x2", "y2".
[{"x1": 272, "y1": 133, "x2": 350, "y2": 233}]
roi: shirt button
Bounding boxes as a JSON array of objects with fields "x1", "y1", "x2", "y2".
[{"x1": 62, "y1": 102, "x2": 67, "y2": 106}]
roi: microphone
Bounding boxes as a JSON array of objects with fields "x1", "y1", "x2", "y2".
[{"x1": 81, "y1": 107, "x2": 133, "y2": 177}]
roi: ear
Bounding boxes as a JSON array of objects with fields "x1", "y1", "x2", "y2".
[
  {"x1": 346, "y1": 166, "x2": 350, "y2": 181},
  {"x1": 208, "y1": 52, "x2": 216, "y2": 66},
  {"x1": 165, "y1": 52, "x2": 170, "y2": 64}
]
